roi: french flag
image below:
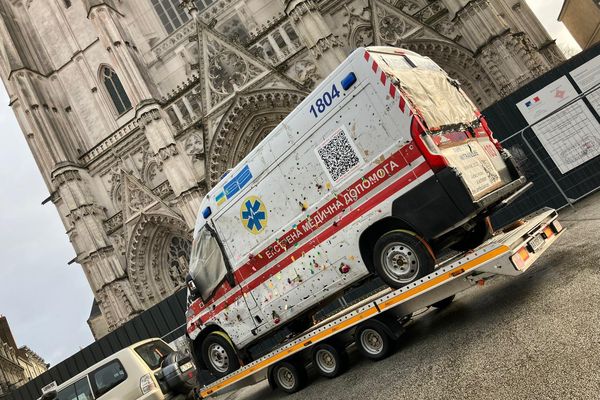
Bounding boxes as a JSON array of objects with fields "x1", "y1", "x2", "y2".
[{"x1": 525, "y1": 96, "x2": 541, "y2": 108}]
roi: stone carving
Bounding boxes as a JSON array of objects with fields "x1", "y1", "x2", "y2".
[
  {"x1": 157, "y1": 143, "x2": 179, "y2": 161},
  {"x1": 293, "y1": 59, "x2": 319, "y2": 87},
  {"x1": 184, "y1": 132, "x2": 205, "y2": 158},
  {"x1": 107, "y1": 165, "x2": 122, "y2": 209},
  {"x1": 395, "y1": 0, "x2": 424, "y2": 15},
  {"x1": 152, "y1": 180, "x2": 175, "y2": 199},
  {"x1": 104, "y1": 211, "x2": 123, "y2": 234},
  {"x1": 379, "y1": 14, "x2": 407, "y2": 43},
  {"x1": 137, "y1": 109, "x2": 161, "y2": 127},
  {"x1": 123, "y1": 172, "x2": 155, "y2": 215},
  {"x1": 341, "y1": 5, "x2": 373, "y2": 48},
  {"x1": 206, "y1": 40, "x2": 262, "y2": 105},
  {"x1": 308, "y1": 35, "x2": 344, "y2": 60},
  {"x1": 373, "y1": 1, "x2": 421, "y2": 46}
]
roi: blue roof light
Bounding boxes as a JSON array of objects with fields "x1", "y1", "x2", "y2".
[
  {"x1": 202, "y1": 206, "x2": 212, "y2": 219},
  {"x1": 341, "y1": 72, "x2": 357, "y2": 90}
]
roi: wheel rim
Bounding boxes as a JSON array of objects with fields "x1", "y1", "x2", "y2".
[
  {"x1": 380, "y1": 242, "x2": 420, "y2": 284},
  {"x1": 207, "y1": 343, "x2": 229, "y2": 373},
  {"x1": 360, "y1": 328, "x2": 384, "y2": 355},
  {"x1": 315, "y1": 349, "x2": 337, "y2": 374},
  {"x1": 276, "y1": 366, "x2": 296, "y2": 390}
]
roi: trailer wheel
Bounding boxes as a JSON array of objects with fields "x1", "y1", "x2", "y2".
[
  {"x1": 431, "y1": 294, "x2": 455, "y2": 309},
  {"x1": 372, "y1": 231, "x2": 434, "y2": 289},
  {"x1": 312, "y1": 343, "x2": 347, "y2": 378},
  {"x1": 201, "y1": 332, "x2": 240, "y2": 378},
  {"x1": 355, "y1": 321, "x2": 393, "y2": 361},
  {"x1": 272, "y1": 361, "x2": 307, "y2": 394}
]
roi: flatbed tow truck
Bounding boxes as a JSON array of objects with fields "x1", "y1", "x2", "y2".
[{"x1": 195, "y1": 207, "x2": 563, "y2": 397}]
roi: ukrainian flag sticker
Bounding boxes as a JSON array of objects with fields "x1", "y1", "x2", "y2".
[{"x1": 215, "y1": 192, "x2": 226, "y2": 206}]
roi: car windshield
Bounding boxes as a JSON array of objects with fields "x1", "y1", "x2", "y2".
[
  {"x1": 188, "y1": 227, "x2": 228, "y2": 301},
  {"x1": 134, "y1": 340, "x2": 173, "y2": 370}
]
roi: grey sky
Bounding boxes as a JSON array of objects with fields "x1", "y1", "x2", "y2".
[
  {"x1": 0, "y1": 83, "x2": 94, "y2": 365},
  {"x1": 0, "y1": 2, "x2": 581, "y2": 367}
]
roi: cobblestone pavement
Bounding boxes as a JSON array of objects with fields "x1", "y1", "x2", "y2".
[{"x1": 213, "y1": 193, "x2": 600, "y2": 400}]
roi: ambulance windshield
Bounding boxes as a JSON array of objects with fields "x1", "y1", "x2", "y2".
[
  {"x1": 373, "y1": 52, "x2": 478, "y2": 130},
  {"x1": 188, "y1": 227, "x2": 228, "y2": 301}
]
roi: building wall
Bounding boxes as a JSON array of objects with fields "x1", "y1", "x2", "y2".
[
  {"x1": 0, "y1": 317, "x2": 47, "y2": 394},
  {"x1": 0, "y1": 0, "x2": 564, "y2": 339},
  {"x1": 559, "y1": 0, "x2": 600, "y2": 49}
]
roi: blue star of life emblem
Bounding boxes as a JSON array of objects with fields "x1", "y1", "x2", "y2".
[{"x1": 241, "y1": 196, "x2": 268, "y2": 234}]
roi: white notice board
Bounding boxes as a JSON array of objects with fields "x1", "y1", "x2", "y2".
[
  {"x1": 516, "y1": 76, "x2": 600, "y2": 174},
  {"x1": 570, "y1": 55, "x2": 600, "y2": 114}
]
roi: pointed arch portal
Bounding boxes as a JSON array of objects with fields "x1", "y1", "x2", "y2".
[
  {"x1": 207, "y1": 88, "x2": 306, "y2": 186},
  {"x1": 127, "y1": 213, "x2": 192, "y2": 308}
]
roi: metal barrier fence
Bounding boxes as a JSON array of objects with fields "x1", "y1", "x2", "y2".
[{"x1": 484, "y1": 43, "x2": 600, "y2": 228}]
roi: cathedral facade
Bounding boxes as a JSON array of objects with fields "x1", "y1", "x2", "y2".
[{"x1": 0, "y1": 0, "x2": 563, "y2": 338}]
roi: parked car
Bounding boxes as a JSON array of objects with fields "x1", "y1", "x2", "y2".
[
  {"x1": 185, "y1": 46, "x2": 526, "y2": 377},
  {"x1": 38, "y1": 338, "x2": 196, "y2": 400}
]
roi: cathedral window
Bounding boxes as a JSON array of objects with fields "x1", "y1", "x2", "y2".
[
  {"x1": 151, "y1": 0, "x2": 214, "y2": 34},
  {"x1": 101, "y1": 66, "x2": 132, "y2": 115}
]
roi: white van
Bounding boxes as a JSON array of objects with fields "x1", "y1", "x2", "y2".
[
  {"x1": 39, "y1": 339, "x2": 195, "y2": 400},
  {"x1": 185, "y1": 46, "x2": 526, "y2": 377}
]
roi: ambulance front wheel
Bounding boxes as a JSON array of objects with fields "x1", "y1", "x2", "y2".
[
  {"x1": 372, "y1": 231, "x2": 435, "y2": 289},
  {"x1": 200, "y1": 332, "x2": 240, "y2": 378}
]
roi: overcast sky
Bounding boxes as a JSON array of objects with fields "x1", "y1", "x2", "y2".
[{"x1": 0, "y1": 1, "x2": 582, "y2": 367}]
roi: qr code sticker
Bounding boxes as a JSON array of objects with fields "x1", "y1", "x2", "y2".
[{"x1": 316, "y1": 127, "x2": 363, "y2": 183}]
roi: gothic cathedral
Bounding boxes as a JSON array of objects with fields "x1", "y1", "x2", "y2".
[{"x1": 0, "y1": 0, "x2": 563, "y2": 338}]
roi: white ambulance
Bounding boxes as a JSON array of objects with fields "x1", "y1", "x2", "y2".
[{"x1": 185, "y1": 46, "x2": 526, "y2": 377}]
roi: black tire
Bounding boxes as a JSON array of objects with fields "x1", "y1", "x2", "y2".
[
  {"x1": 200, "y1": 332, "x2": 240, "y2": 378},
  {"x1": 272, "y1": 361, "x2": 307, "y2": 394},
  {"x1": 372, "y1": 231, "x2": 435, "y2": 289},
  {"x1": 450, "y1": 218, "x2": 492, "y2": 252},
  {"x1": 355, "y1": 322, "x2": 393, "y2": 361},
  {"x1": 312, "y1": 343, "x2": 347, "y2": 378},
  {"x1": 431, "y1": 294, "x2": 455, "y2": 309}
]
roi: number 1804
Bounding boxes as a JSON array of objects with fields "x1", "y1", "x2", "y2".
[{"x1": 309, "y1": 84, "x2": 341, "y2": 118}]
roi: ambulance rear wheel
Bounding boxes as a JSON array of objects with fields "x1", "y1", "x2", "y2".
[
  {"x1": 201, "y1": 332, "x2": 240, "y2": 378},
  {"x1": 372, "y1": 231, "x2": 435, "y2": 289}
]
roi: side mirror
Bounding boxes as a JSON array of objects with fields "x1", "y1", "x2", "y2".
[{"x1": 186, "y1": 274, "x2": 200, "y2": 299}]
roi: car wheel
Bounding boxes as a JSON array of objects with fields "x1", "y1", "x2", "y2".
[
  {"x1": 372, "y1": 230, "x2": 435, "y2": 289},
  {"x1": 201, "y1": 332, "x2": 240, "y2": 378}
]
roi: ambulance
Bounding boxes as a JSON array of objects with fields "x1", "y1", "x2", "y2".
[{"x1": 185, "y1": 46, "x2": 527, "y2": 377}]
